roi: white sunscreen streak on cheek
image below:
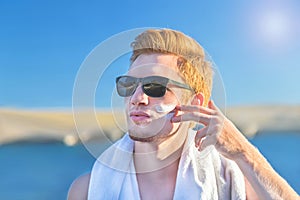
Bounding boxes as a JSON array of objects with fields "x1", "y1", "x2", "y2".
[
  {"x1": 155, "y1": 104, "x2": 175, "y2": 113},
  {"x1": 155, "y1": 104, "x2": 176, "y2": 121}
]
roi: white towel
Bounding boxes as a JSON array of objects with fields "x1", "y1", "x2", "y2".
[{"x1": 88, "y1": 129, "x2": 246, "y2": 199}]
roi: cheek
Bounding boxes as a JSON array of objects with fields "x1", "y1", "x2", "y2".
[{"x1": 162, "y1": 115, "x2": 181, "y2": 135}]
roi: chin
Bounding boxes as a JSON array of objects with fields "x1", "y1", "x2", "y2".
[
  {"x1": 128, "y1": 125, "x2": 157, "y2": 140},
  {"x1": 126, "y1": 114, "x2": 180, "y2": 141},
  {"x1": 128, "y1": 131, "x2": 172, "y2": 143},
  {"x1": 128, "y1": 123, "x2": 179, "y2": 143},
  {"x1": 128, "y1": 134, "x2": 158, "y2": 142}
]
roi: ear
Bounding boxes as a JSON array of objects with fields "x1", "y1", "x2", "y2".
[{"x1": 191, "y1": 93, "x2": 204, "y2": 106}]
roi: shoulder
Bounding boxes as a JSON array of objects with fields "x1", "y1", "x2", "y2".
[{"x1": 67, "y1": 173, "x2": 91, "y2": 200}]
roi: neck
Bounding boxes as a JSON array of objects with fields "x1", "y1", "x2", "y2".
[
  {"x1": 135, "y1": 150, "x2": 180, "y2": 183},
  {"x1": 133, "y1": 122, "x2": 189, "y2": 173},
  {"x1": 134, "y1": 141, "x2": 183, "y2": 174},
  {"x1": 134, "y1": 143, "x2": 181, "y2": 200}
]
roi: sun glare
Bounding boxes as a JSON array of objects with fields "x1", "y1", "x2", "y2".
[
  {"x1": 245, "y1": 2, "x2": 298, "y2": 52},
  {"x1": 258, "y1": 10, "x2": 292, "y2": 46}
]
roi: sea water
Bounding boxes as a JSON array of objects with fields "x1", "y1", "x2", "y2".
[{"x1": 0, "y1": 132, "x2": 299, "y2": 199}]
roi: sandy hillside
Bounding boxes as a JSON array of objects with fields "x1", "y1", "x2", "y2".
[{"x1": 0, "y1": 105, "x2": 299, "y2": 145}]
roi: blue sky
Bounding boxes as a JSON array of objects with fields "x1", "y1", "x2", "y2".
[{"x1": 1, "y1": 0, "x2": 300, "y2": 108}]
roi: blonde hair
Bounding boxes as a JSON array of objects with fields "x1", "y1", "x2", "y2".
[{"x1": 130, "y1": 29, "x2": 213, "y2": 106}]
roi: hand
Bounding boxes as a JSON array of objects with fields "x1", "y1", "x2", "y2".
[{"x1": 171, "y1": 100, "x2": 250, "y2": 160}]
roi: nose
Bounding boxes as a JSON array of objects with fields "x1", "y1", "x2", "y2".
[{"x1": 130, "y1": 85, "x2": 149, "y2": 106}]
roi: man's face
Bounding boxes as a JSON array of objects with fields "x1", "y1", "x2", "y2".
[{"x1": 124, "y1": 53, "x2": 189, "y2": 143}]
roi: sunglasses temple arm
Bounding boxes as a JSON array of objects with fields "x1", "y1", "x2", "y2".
[{"x1": 169, "y1": 80, "x2": 192, "y2": 90}]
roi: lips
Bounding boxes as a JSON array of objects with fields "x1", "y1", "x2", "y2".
[{"x1": 130, "y1": 111, "x2": 150, "y2": 123}]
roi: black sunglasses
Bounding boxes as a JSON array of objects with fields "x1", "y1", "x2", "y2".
[{"x1": 116, "y1": 75, "x2": 192, "y2": 98}]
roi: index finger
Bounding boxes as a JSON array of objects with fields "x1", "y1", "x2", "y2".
[
  {"x1": 171, "y1": 112, "x2": 211, "y2": 125},
  {"x1": 176, "y1": 105, "x2": 217, "y2": 115}
]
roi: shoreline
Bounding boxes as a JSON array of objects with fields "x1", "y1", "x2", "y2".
[{"x1": 1, "y1": 105, "x2": 300, "y2": 145}]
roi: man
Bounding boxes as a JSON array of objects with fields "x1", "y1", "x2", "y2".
[{"x1": 68, "y1": 29, "x2": 299, "y2": 199}]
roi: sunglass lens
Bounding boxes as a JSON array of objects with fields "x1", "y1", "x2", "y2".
[
  {"x1": 143, "y1": 83, "x2": 166, "y2": 97},
  {"x1": 116, "y1": 76, "x2": 137, "y2": 97},
  {"x1": 142, "y1": 76, "x2": 168, "y2": 97},
  {"x1": 116, "y1": 76, "x2": 170, "y2": 98}
]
